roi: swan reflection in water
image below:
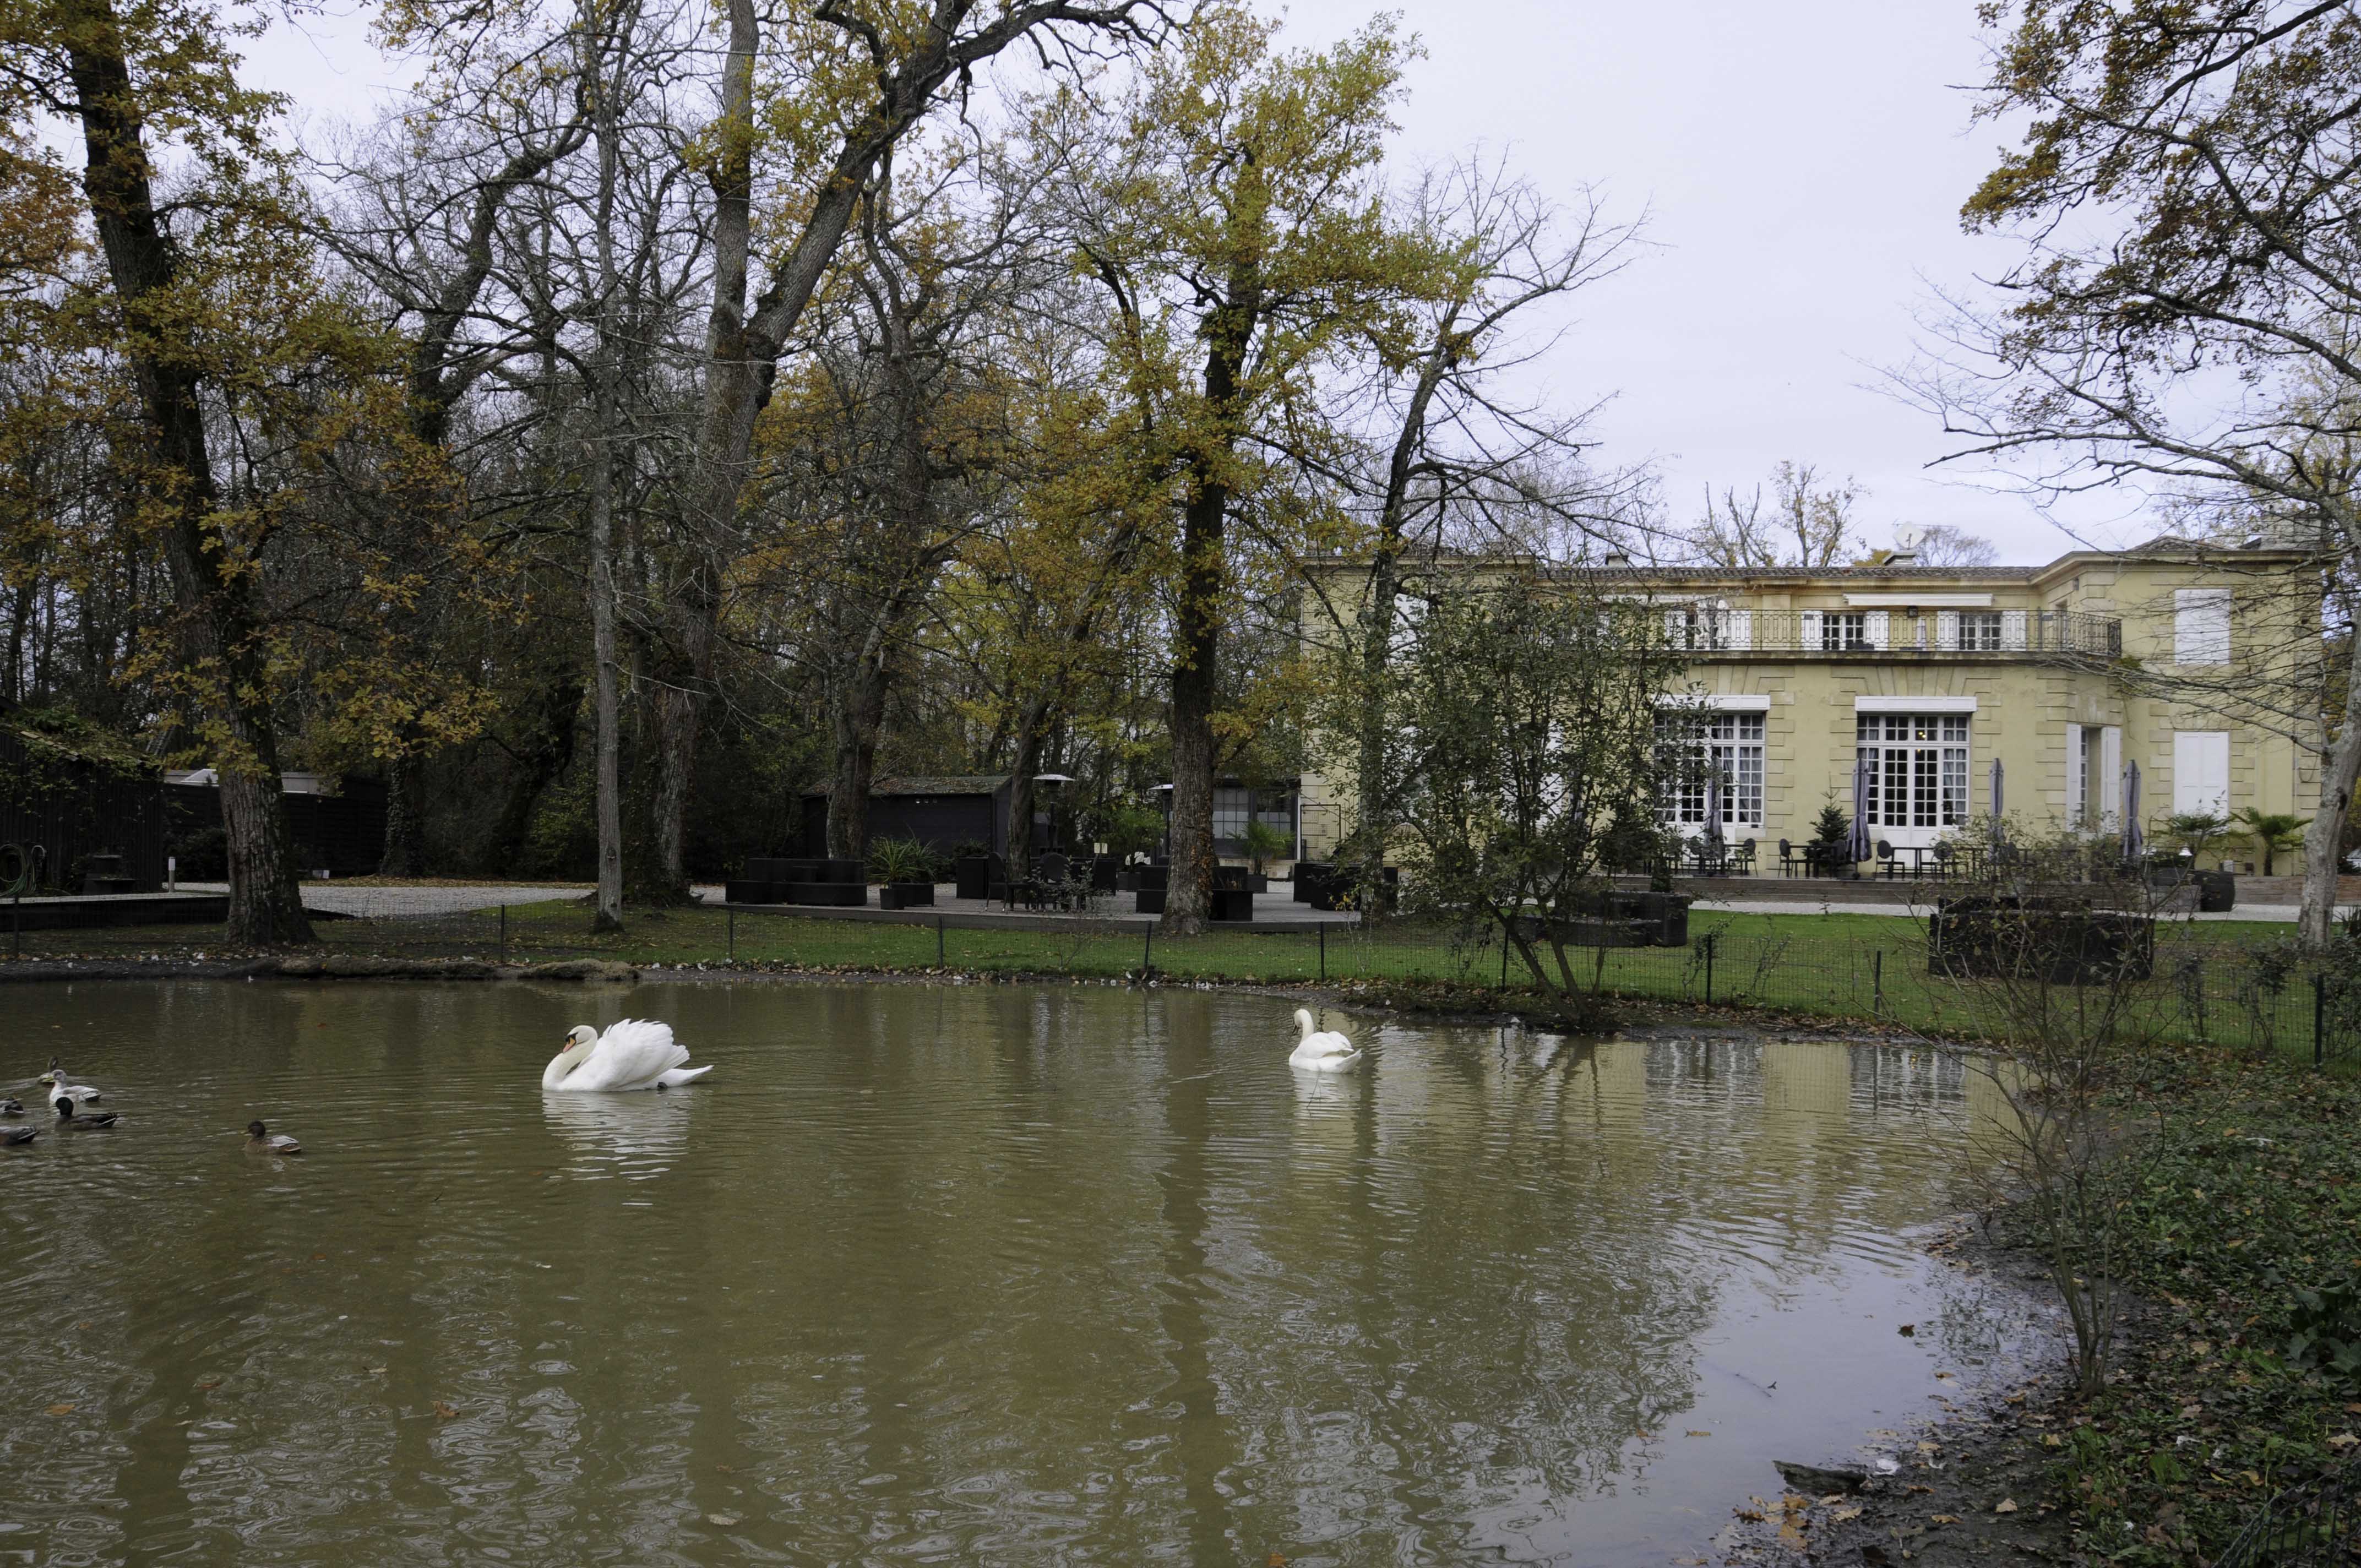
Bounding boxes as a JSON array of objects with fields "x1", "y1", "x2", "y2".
[{"x1": 541, "y1": 1088, "x2": 693, "y2": 1179}]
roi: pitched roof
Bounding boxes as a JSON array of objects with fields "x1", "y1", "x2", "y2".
[{"x1": 804, "y1": 775, "x2": 1008, "y2": 798}]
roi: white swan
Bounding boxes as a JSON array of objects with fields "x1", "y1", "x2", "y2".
[
  {"x1": 1288, "y1": 1008, "x2": 1363, "y2": 1072},
  {"x1": 543, "y1": 1020, "x2": 713, "y2": 1092}
]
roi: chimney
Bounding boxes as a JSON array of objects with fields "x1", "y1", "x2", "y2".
[{"x1": 1602, "y1": 551, "x2": 1630, "y2": 568}]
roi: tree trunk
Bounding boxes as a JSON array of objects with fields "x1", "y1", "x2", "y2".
[
  {"x1": 2299, "y1": 625, "x2": 2361, "y2": 942},
  {"x1": 1161, "y1": 273, "x2": 1258, "y2": 935},
  {"x1": 380, "y1": 748, "x2": 428, "y2": 876},
  {"x1": 586, "y1": 444, "x2": 625, "y2": 930},
  {"x1": 825, "y1": 647, "x2": 888, "y2": 863},
  {"x1": 1003, "y1": 701, "x2": 1052, "y2": 884},
  {"x1": 63, "y1": 0, "x2": 312, "y2": 944},
  {"x1": 1352, "y1": 356, "x2": 1445, "y2": 923}
]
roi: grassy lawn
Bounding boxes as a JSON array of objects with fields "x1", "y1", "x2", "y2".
[{"x1": 9, "y1": 901, "x2": 2337, "y2": 1065}]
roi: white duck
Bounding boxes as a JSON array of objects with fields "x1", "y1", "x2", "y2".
[
  {"x1": 1288, "y1": 1008, "x2": 1363, "y2": 1072},
  {"x1": 38, "y1": 1059, "x2": 99, "y2": 1102},
  {"x1": 543, "y1": 1020, "x2": 713, "y2": 1092}
]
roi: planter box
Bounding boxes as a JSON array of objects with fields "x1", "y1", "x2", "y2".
[
  {"x1": 2196, "y1": 870, "x2": 2236, "y2": 913},
  {"x1": 953, "y1": 855, "x2": 998, "y2": 901},
  {"x1": 878, "y1": 882, "x2": 935, "y2": 911},
  {"x1": 1299, "y1": 864, "x2": 1395, "y2": 912},
  {"x1": 1135, "y1": 889, "x2": 1166, "y2": 914},
  {"x1": 1135, "y1": 865, "x2": 1169, "y2": 892},
  {"x1": 1245, "y1": 873, "x2": 1268, "y2": 894},
  {"x1": 1091, "y1": 856, "x2": 1119, "y2": 894},
  {"x1": 784, "y1": 881, "x2": 867, "y2": 907},
  {"x1": 723, "y1": 879, "x2": 780, "y2": 905},
  {"x1": 1210, "y1": 888, "x2": 1255, "y2": 923},
  {"x1": 1213, "y1": 865, "x2": 1249, "y2": 892},
  {"x1": 1116, "y1": 871, "x2": 1140, "y2": 893},
  {"x1": 1928, "y1": 895, "x2": 2154, "y2": 983},
  {"x1": 1291, "y1": 862, "x2": 1330, "y2": 903}
]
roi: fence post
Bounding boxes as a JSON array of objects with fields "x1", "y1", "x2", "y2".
[
  {"x1": 1703, "y1": 932, "x2": 1715, "y2": 1005},
  {"x1": 937, "y1": 913, "x2": 945, "y2": 970},
  {"x1": 727, "y1": 904, "x2": 736, "y2": 963},
  {"x1": 2316, "y1": 971, "x2": 2327, "y2": 1068},
  {"x1": 10, "y1": 881, "x2": 18, "y2": 961},
  {"x1": 499, "y1": 901, "x2": 508, "y2": 962},
  {"x1": 1318, "y1": 921, "x2": 1326, "y2": 983},
  {"x1": 1141, "y1": 919, "x2": 1154, "y2": 979},
  {"x1": 1874, "y1": 949, "x2": 1884, "y2": 1017},
  {"x1": 1500, "y1": 925, "x2": 1510, "y2": 990}
]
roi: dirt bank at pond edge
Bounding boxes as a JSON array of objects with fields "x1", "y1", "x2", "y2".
[{"x1": 1712, "y1": 1217, "x2": 2084, "y2": 1568}]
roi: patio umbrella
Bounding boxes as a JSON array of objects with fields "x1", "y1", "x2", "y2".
[
  {"x1": 1988, "y1": 758, "x2": 2005, "y2": 847},
  {"x1": 1702, "y1": 770, "x2": 1725, "y2": 856},
  {"x1": 1848, "y1": 754, "x2": 1875, "y2": 872},
  {"x1": 2121, "y1": 760, "x2": 2145, "y2": 863}
]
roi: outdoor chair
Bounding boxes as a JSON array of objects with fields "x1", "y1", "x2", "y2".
[
  {"x1": 1875, "y1": 839, "x2": 1897, "y2": 879},
  {"x1": 1736, "y1": 839, "x2": 1756, "y2": 874},
  {"x1": 1931, "y1": 842, "x2": 1956, "y2": 880},
  {"x1": 1778, "y1": 839, "x2": 1799, "y2": 878}
]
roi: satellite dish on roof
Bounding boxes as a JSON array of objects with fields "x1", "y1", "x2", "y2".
[{"x1": 1894, "y1": 526, "x2": 1923, "y2": 552}]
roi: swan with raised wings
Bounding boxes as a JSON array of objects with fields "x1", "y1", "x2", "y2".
[
  {"x1": 1288, "y1": 1008, "x2": 1362, "y2": 1072},
  {"x1": 543, "y1": 1020, "x2": 713, "y2": 1092}
]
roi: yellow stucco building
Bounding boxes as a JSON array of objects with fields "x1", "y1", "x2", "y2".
[{"x1": 1298, "y1": 540, "x2": 2323, "y2": 876}]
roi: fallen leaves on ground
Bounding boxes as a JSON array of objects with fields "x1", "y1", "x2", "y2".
[
  {"x1": 47, "y1": 1403, "x2": 73, "y2": 1415},
  {"x1": 1995, "y1": 1499, "x2": 2019, "y2": 1513},
  {"x1": 432, "y1": 1401, "x2": 459, "y2": 1419}
]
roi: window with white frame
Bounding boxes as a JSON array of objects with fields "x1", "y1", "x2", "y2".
[
  {"x1": 1819, "y1": 611, "x2": 1869, "y2": 651},
  {"x1": 1959, "y1": 611, "x2": 2004, "y2": 651},
  {"x1": 2174, "y1": 589, "x2": 2231, "y2": 665},
  {"x1": 1656, "y1": 712, "x2": 1766, "y2": 829},
  {"x1": 1856, "y1": 714, "x2": 1970, "y2": 830}
]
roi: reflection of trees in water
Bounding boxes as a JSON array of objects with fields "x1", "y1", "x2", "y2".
[{"x1": 4, "y1": 984, "x2": 2015, "y2": 1562}]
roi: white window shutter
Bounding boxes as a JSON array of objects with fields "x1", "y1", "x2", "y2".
[
  {"x1": 2175, "y1": 589, "x2": 2231, "y2": 665},
  {"x1": 1666, "y1": 608, "x2": 1687, "y2": 647},
  {"x1": 2065, "y1": 723, "x2": 2085, "y2": 826},
  {"x1": 1800, "y1": 610, "x2": 1820, "y2": 649},
  {"x1": 1865, "y1": 610, "x2": 1890, "y2": 648},
  {"x1": 2001, "y1": 610, "x2": 2027, "y2": 650},
  {"x1": 1726, "y1": 609, "x2": 1753, "y2": 650},
  {"x1": 1936, "y1": 610, "x2": 1959, "y2": 650}
]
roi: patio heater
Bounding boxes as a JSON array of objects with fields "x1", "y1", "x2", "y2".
[
  {"x1": 1032, "y1": 774, "x2": 1074, "y2": 852},
  {"x1": 1150, "y1": 782, "x2": 1173, "y2": 862}
]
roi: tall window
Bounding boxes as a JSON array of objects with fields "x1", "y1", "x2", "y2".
[
  {"x1": 1959, "y1": 612, "x2": 2003, "y2": 651},
  {"x1": 1819, "y1": 611, "x2": 1869, "y2": 651},
  {"x1": 1856, "y1": 714, "x2": 1969, "y2": 830},
  {"x1": 1657, "y1": 712, "x2": 1766, "y2": 829},
  {"x1": 1211, "y1": 788, "x2": 1252, "y2": 840}
]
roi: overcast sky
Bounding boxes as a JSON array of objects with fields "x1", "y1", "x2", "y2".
[{"x1": 240, "y1": 1, "x2": 2131, "y2": 566}]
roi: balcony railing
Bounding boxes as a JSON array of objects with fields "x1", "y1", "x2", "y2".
[{"x1": 1660, "y1": 607, "x2": 2121, "y2": 660}]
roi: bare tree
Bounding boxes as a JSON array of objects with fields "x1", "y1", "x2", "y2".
[
  {"x1": 1684, "y1": 460, "x2": 1863, "y2": 568},
  {"x1": 1329, "y1": 157, "x2": 1646, "y2": 914},
  {"x1": 1907, "y1": 0, "x2": 2361, "y2": 939}
]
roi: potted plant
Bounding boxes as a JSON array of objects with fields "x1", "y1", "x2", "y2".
[
  {"x1": 1810, "y1": 803, "x2": 1854, "y2": 878},
  {"x1": 2229, "y1": 808, "x2": 2309, "y2": 877},
  {"x1": 869, "y1": 837, "x2": 938, "y2": 910},
  {"x1": 947, "y1": 839, "x2": 995, "y2": 900},
  {"x1": 1240, "y1": 820, "x2": 1289, "y2": 894}
]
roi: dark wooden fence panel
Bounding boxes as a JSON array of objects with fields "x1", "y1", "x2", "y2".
[{"x1": 0, "y1": 734, "x2": 166, "y2": 890}]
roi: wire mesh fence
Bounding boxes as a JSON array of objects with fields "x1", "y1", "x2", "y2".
[
  {"x1": 2213, "y1": 1455, "x2": 2360, "y2": 1568},
  {"x1": 7, "y1": 884, "x2": 2358, "y2": 1069}
]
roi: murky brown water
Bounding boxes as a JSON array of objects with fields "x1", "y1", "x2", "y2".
[{"x1": 0, "y1": 980, "x2": 2042, "y2": 1565}]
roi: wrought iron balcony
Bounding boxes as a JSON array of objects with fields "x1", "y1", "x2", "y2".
[{"x1": 1660, "y1": 607, "x2": 2123, "y2": 660}]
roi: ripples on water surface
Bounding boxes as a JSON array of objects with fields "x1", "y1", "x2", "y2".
[{"x1": 0, "y1": 980, "x2": 2043, "y2": 1565}]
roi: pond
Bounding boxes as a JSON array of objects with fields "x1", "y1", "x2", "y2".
[{"x1": 0, "y1": 980, "x2": 2045, "y2": 1565}]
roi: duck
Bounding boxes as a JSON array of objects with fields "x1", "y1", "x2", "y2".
[
  {"x1": 2, "y1": 1126, "x2": 35, "y2": 1146},
  {"x1": 51, "y1": 1094, "x2": 119, "y2": 1128},
  {"x1": 542, "y1": 1020, "x2": 713, "y2": 1093},
  {"x1": 0, "y1": 1097, "x2": 21, "y2": 1117},
  {"x1": 246, "y1": 1120, "x2": 302, "y2": 1156},
  {"x1": 38, "y1": 1060, "x2": 99, "y2": 1102},
  {"x1": 1288, "y1": 1008, "x2": 1363, "y2": 1072}
]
